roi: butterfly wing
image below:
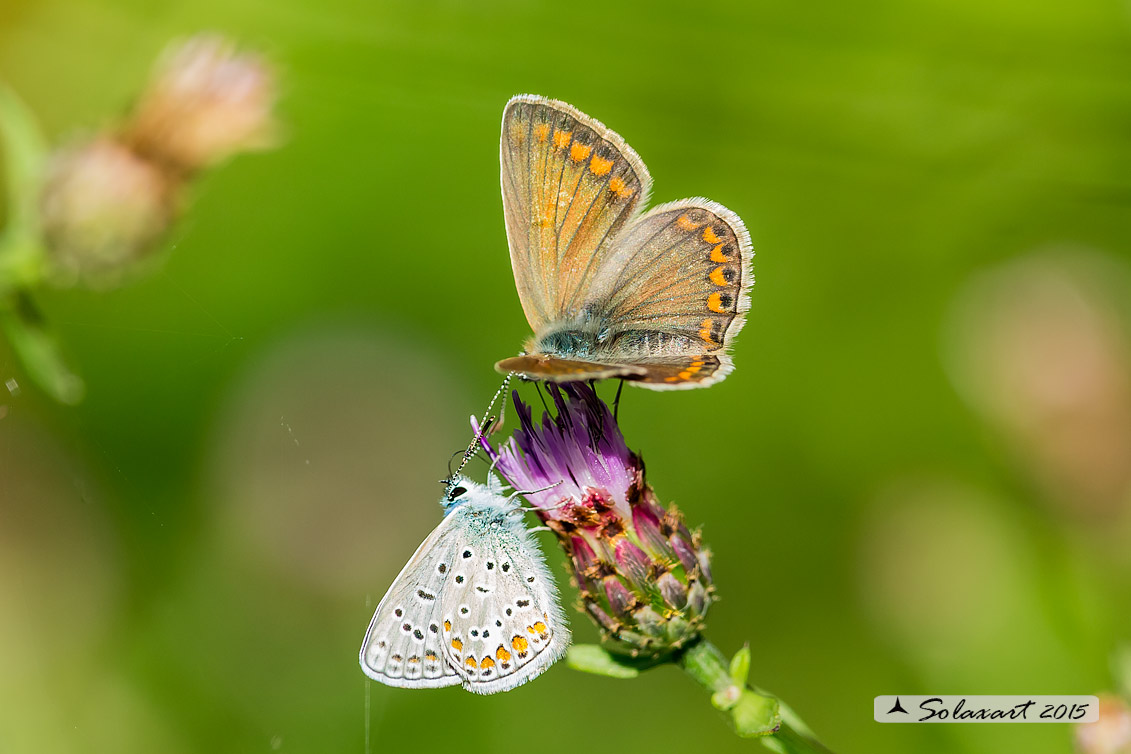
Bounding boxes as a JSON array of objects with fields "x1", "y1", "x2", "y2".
[
  {"x1": 590, "y1": 198, "x2": 753, "y2": 389},
  {"x1": 499, "y1": 198, "x2": 753, "y2": 389},
  {"x1": 501, "y1": 94, "x2": 651, "y2": 332},
  {"x1": 359, "y1": 519, "x2": 462, "y2": 689},
  {"x1": 439, "y1": 511, "x2": 569, "y2": 694},
  {"x1": 495, "y1": 353, "x2": 646, "y2": 382}
]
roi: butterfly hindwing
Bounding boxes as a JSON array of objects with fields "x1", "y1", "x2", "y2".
[
  {"x1": 501, "y1": 95, "x2": 651, "y2": 332},
  {"x1": 359, "y1": 521, "x2": 462, "y2": 688},
  {"x1": 439, "y1": 504, "x2": 569, "y2": 694},
  {"x1": 597, "y1": 199, "x2": 752, "y2": 338}
]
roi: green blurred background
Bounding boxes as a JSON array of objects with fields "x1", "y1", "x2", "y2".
[{"x1": 3, "y1": 0, "x2": 1131, "y2": 752}]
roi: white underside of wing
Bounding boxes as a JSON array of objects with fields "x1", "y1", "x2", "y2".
[{"x1": 359, "y1": 515, "x2": 462, "y2": 688}]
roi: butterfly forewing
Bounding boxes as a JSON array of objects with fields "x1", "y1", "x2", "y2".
[
  {"x1": 360, "y1": 521, "x2": 462, "y2": 688},
  {"x1": 439, "y1": 508, "x2": 569, "y2": 694},
  {"x1": 501, "y1": 95, "x2": 651, "y2": 331}
]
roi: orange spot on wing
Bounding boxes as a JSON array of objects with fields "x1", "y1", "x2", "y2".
[
  {"x1": 708, "y1": 292, "x2": 726, "y2": 313},
  {"x1": 534, "y1": 124, "x2": 549, "y2": 142},
  {"x1": 710, "y1": 244, "x2": 729, "y2": 263},
  {"x1": 528, "y1": 621, "x2": 547, "y2": 634},
  {"x1": 699, "y1": 319, "x2": 715, "y2": 343},
  {"x1": 479, "y1": 656, "x2": 495, "y2": 670},
  {"x1": 496, "y1": 646, "x2": 512, "y2": 662},
  {"x1": 678, "y1": 371, "x2": 694, "y2": 380},
  {"x1": 553, "y1": 129, "x2": 572, "y2": 149},
  {"x1": 570, "y1": 142, "x2": 591, "y2": 162},
  {"x1": 450, "y1": 638, "x2": 463, "y2": 651},
  {"x1": 703, "y1": 226, "x2": 722, "y2": 244},
  {"x1": 511, "y1": 636, "x2": 529, "y2": 652},
  {"x1": 609, "y1": 176, "x2": 633, "y2": 198},
  {"x1": 676, "y1": 214, "x2": 700, "y2": 231},
  {"x1": 709, "y1": 266, "x2": 730, "y2": 286},
  {"x1": 590, "y1": 155, "x2": 613, "y2": 176},
  {"x1": 425, "y1": 650, "x2": 438, "y2": 661},
  {"x1": 465, "y1": 656, "x2": 478, "y2": 668},
  {"x1": 443, "y1": 620, "x2": 451, "y2": 632}
]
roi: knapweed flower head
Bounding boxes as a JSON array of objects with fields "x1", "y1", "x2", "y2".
[
  {"x1": 125, "y1": 34, "x2": 277, "y2": 172},
  {"x1": 478, "y1": 382, "x2": 714, "y2": 657},
  {"x1": 39, "y1": 136, "x2": 175, "y2": 287}
]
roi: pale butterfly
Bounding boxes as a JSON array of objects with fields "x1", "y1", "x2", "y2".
[
  {"x1": 358, "y1": 473, "x2": 569, "y2": 694},
  {"x1": 495, "y1": 94, "x2": 755, "y2": 389}
]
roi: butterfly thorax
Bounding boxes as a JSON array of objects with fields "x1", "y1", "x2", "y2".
[{"x1": 440, "y1": 479, "x2": 525, "y2": 538}]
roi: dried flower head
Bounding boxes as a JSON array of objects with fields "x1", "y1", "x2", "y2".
[
  {"x1": 946, "y1": 251, "x2": 1131, "y2": 520},
  {"x1": 1075, "y1": 694, "x2": 1131, "y2": 754},
  {"x1": 125, "y1": 34, "x2": 277, "y2": 172},
  {"x1": 479, "y1": 383, "x2": 715, "y2": 657},
  {"x1": 39, "y1": 136, "x2": 175, "y2": 286}
]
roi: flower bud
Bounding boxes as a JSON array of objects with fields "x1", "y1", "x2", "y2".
[
  {"x1": 125, "y1": 34, "x2": 277, "y2": 172},
  {"x1": 39, "y1": 136, "x2": 174, "y2": 287}
]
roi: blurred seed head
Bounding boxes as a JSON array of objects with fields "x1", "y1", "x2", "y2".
[
  {"x1": 208, "y1": 327, "x2": 469, "y2": 599},
  {"x1": 39, "y1": 136, "x2": 174, "y2": 287},
  {"x1": 125, "y1": 34, "x2": 278, "y2": 172},
  {"x1": 858, "y1": 478, "x2": 1028, "y2": 658},
  {"x1": 1075, "y1": 694, "x2": 1131, "y2": 754},
  {"x1": 946, "y1": 250, "x2": 1131, "y2": 521}
]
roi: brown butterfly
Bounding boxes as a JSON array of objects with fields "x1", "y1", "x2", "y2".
[{"x1": 495, "y1": 95, "x2": 754, "y2": 389}]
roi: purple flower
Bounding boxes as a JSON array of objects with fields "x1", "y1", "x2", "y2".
[{"x1": 478, "y1": 383, "x2": 715, "y2": 657}]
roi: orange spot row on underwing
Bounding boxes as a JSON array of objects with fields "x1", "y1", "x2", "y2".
[
  {"x1": 609, "y1": 176, "x2": 633, "y2": 198},
  {"x1": 590, "y1": 155, "x2": 613, "y2": 176},
  {"x1": 676, "y1": 214, "x2": 700, "y2": 231},
  {"x1": 709, "y1": 266, "x2": 731, "y2": 286}
]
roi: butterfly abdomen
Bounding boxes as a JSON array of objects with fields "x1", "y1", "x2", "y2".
[{"x1": 606, "y1": 329, "x2": 697, "y2": 356}]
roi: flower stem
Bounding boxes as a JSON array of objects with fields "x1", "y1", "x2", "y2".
[{"x1": 677, "y1": 638, "x2": 835, "y2": 752}]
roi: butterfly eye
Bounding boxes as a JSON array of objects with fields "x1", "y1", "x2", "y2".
[{"x1": 449, "y1": 486, "x2": 468, "y2": 499}]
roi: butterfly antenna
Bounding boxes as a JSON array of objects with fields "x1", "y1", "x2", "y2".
[{"x1": 447, "y1": 373, "x2": 515, "y2": 495}]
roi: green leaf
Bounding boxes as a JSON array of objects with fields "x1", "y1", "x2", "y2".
[
  {"x1": 729, "y1": 643, "x2": 751, "y2": 686},
  {"x1": 566, "y1": 644, "x2": 640, "y2": 679},
  {"x1": 0, "y1": 83, "x2": 49, "y2": 292},
  {"x1": 0, "y1": 290, "x2": 84, "y2": 404},
  {"x1": 1114, "y1": 644, "x2": 1131, "y2": 703},
  {"x1": 731, "y1": 688, "x2": 781, "y2": 738}
]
